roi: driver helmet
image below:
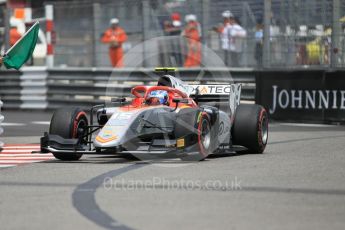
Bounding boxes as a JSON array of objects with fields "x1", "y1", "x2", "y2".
[{"x1": 147, "y1": 90, "x2": 169, "y2": 105}]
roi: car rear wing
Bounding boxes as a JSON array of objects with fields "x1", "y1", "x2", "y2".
[
  {"x1": 188, "y1": 84, "x2": 242, "y2": 112},
  {"x1": 155, "y1": 73, "x2": 241, "y2": 112}
]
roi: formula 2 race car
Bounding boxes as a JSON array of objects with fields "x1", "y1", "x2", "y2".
[{"x1": 41, "y1": 68, "x2": 268, "y2": 161}]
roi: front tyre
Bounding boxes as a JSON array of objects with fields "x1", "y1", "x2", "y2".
[
  {"x1": 197, "y1": 112, "x2": 212, "y2": 158},
  {"x1": 174, "y1": 109, "x2": 213, "y2": 161},
  {"x1": 49, "y1": 107, "x2": 88, "y2": 160},
  {"x1": 232, "y1": 104, "x2": 268, "y2": 153}
]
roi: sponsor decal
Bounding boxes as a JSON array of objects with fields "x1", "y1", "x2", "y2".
[
  {"x1": 102, "y1": 129, "x2": 114, "y2": 139},
  {"x1": 199, "y1": 86, "x2": 208, "y2": 94},
  {"x1": 96, "y1": 135, "x2": 118, "y2": 143},
  {"x1": 269, "y1": 85, "x2": 345, "y2": 114},
  {"x1": 189, "y1": 84, "x2": 241, "y2": 95},
  {"x1": 197, "y1": 112, "x2": 202, "y2": 123},
  {"x1": 255, "y1": 71, "x2": 345, "y2": 122},
  {"x1": 96, "y1": 127, "x2": 118, "y2": 143},
  {"x1": 176, "y1": 138, "x2": 185, "y2": 148},
  {"x1": 179, "y1": 104, "x2": 191, "y2": 109}
]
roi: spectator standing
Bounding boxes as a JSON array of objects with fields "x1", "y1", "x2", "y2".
[
  {"x1": 254, "y1": 20, "x2": 263, "y2": 67},
  {"x1": 101, "y1": 18, "x2": 128, "y2": 68},
  {"x1": 182, "y1": 14, "x2": 201, "y2": 67},
  {"x1": 296, "y1": 25, "x2": 308, "y2": 65},
  {"x1": 163, "y1": 13, "x2": 183, "y2": 66},
  {"x1": 164, "y1": 13, "x2": 182, "y2": 36},
  {"x1": 214, "y1": 10, "x2": 232, "y2": 66},
  {"x1": 224, "y1": 16, "x2": 247, "y2": 67},
  {"x1": 323, "y1": 25, "x2": 332, "y2": 65}
]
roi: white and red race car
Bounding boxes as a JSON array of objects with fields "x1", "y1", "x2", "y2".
[{"x1": 41, "y1": 69, "x2": 268, "y2": 161}]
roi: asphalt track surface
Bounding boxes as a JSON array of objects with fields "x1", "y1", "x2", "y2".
[{"x1": 1, "y1": 110, "x2": 345, "y2": 230}]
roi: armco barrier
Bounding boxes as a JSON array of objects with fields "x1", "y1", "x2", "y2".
[
  {"x1": 0, "y1": 70, "x2": 22, "y2": 109},
  {"x1": 21, "y1": 67, "x2": 48, "y2": 109},
  {"x1": 256, "y1": 69, "x2": 345, "y2": 123},
  {"x1": 0, "y1": 99, "x2": 3, "y2": 149},
  {"x1": 0, "y1": 67, "x2": 255, "y2": 110}
]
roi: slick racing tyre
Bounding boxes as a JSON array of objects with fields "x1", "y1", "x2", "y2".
[
  {"x1": 49, "y1": 107, "x2": 88, "y2": 160},
  {"x1": 197, "y1": 112, "x2": 213, "y2": 158},
  {"x1": 175, "y1": 109, "x2": 213, "y2": 161},
  {"x1": 232, "y1": 104, "x2": 268, "y2": 153}
]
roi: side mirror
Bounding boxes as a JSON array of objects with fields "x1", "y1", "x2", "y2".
[
  {"x1": 172, "y1": 98, "x2": 189, "y2": 111},
  {"x1": 111, "y1": 97, "x2": 126, "y2": 103},
  {"x1": 172, "y1": 98, "x2": 188, "y2": 104}
]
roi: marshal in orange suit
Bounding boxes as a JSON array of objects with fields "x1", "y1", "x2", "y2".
[
  {"x1": 10, "y1": 26, "x2": 22, "y2": 46},
  {"x1": 182, "y1": 14, "x2": 201, "y2": 67},
  {"x1": 101, "y1": 18, "x2": 128, "y2": 68}
]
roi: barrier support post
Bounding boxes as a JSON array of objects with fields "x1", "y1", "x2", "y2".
[
  {"x1": 45, "y1": 4, "x2": 54, "y2": 68},
  {"x1": 142, "y1": 0, "x2": 150, "y2": 67},
  {"x1": 0, "y1": 99, "x2": 3, "y2": 150},
  {"x1": 263, "y1": 0, "x2": 271, "y2": 68},
  {"x1": 331, "y1": 0, "x2": 341, "y2": 68}
]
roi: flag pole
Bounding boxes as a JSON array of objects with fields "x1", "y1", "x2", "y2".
[{"x1": 4, "y1": 21, "x2": 40, "y2": 56}]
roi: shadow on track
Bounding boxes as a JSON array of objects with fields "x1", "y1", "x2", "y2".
[{"x1": 72, "y1": 163, "x2": 146, "y2": 230}]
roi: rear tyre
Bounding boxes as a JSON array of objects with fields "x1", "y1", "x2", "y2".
[
  {"x1": 49, "y1": 107, "x2": 88, "y2": 160},
  {"x1": 232, "y1": 104, "x2": 268, "y2": 153}
]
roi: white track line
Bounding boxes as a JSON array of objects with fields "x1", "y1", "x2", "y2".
[
  {"x1": 0, "y1": 157, "x2": 54, "y2": 161},
  {"x1": 31, "y1": 121, "x2": 50, "y2": 125},
  {"x1": 0, "y1": 154, "x2": 53, "y2": 157},
  {"x1": 0, "y1": 164, "x2": 16, "y2": 168},
  {"x1": 1, "y1": 122, "x2": 26, "y2": 126},
  {"x1": 0, "y1": 155, "x2": 53, "y2": 159},
  {"x1": 1, "y1": 149, "x2": 41, "y2": 153},
  {"x1": 271, "y1": 123, "x2": 339, "y2": 128},
  {"x1": 2, "y1": 146, "x2": 41, "y2": 149},
  {"x1": 0, "y1": 160, "x2": 51, "y2": 164}
]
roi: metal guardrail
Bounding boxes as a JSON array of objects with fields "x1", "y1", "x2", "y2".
[
  {"x1": 0, "y1": 67, "x2": 256, "y2": 110},
  {"x1": 21, "y1": 67, "x2": 48, "y2": 109},
  {"x1": 0, "y1": 99, "x2": 3, "y2": 150},
  {"x1": 46, "y1": 67, "x2": 255, "y2": 108},
  {"x1": 0, "y1": 70, "x2": 22, "y2": 109}
]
